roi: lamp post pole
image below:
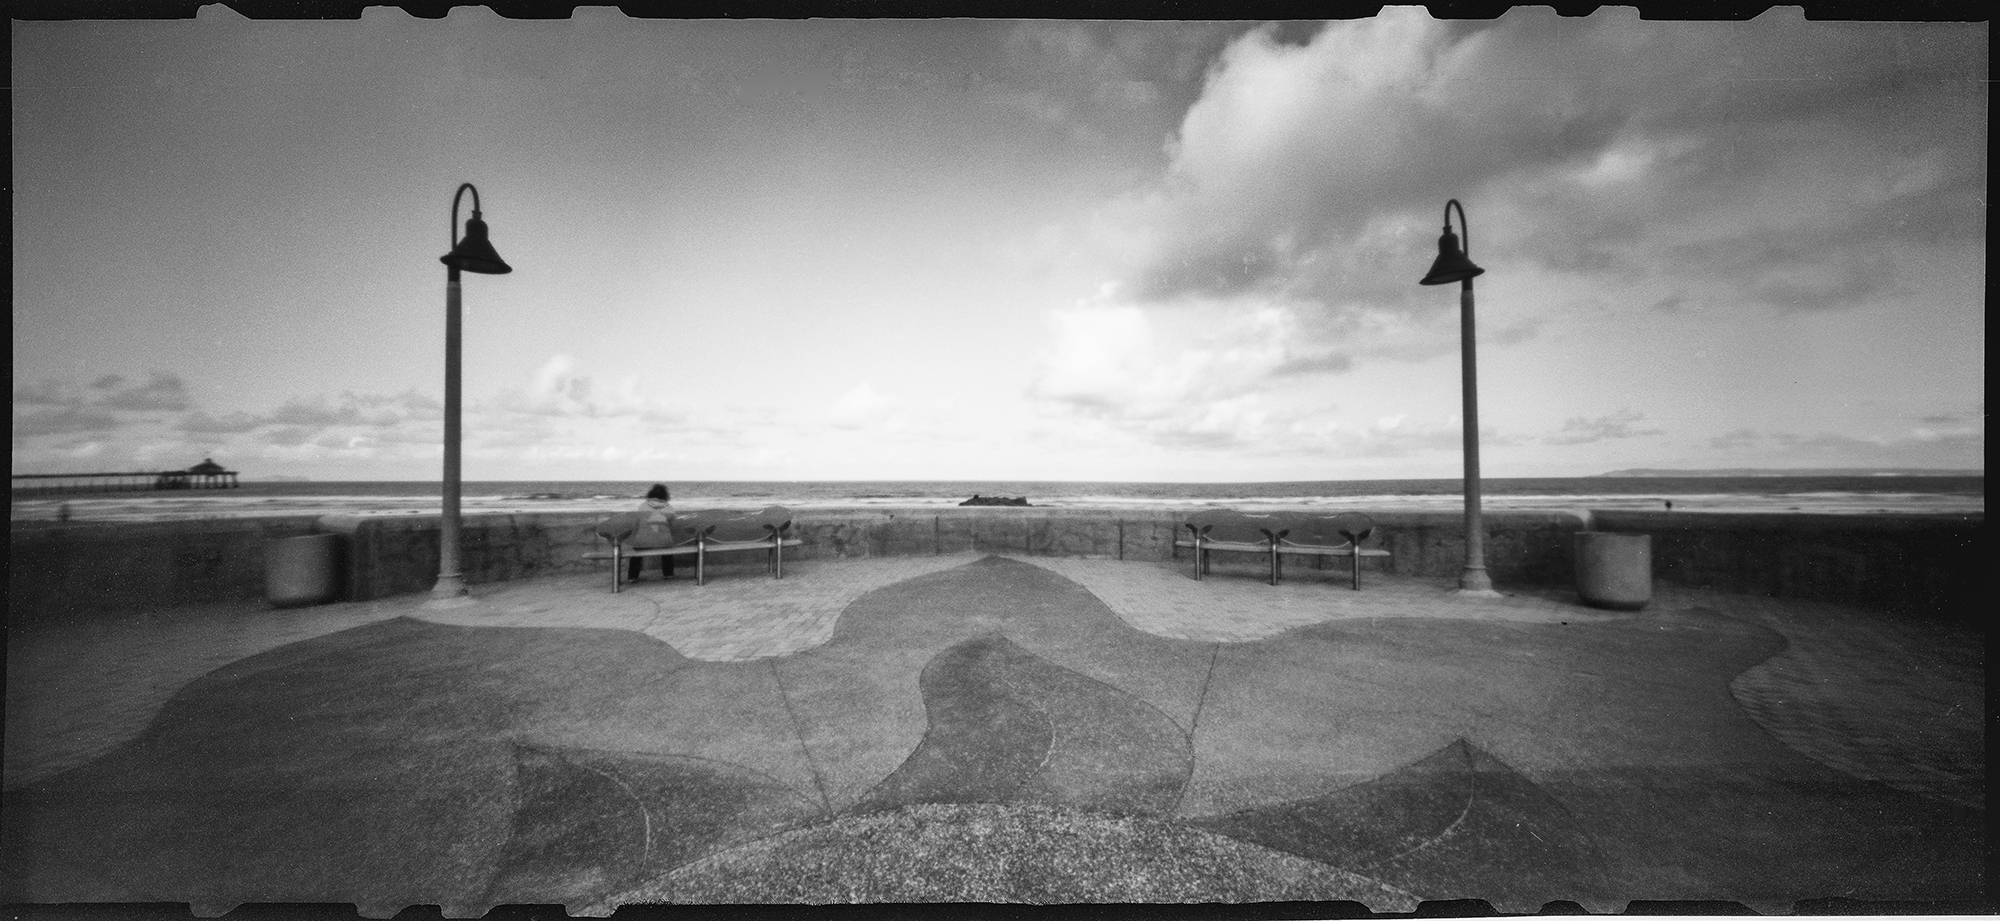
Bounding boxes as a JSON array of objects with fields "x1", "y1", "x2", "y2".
[
  {"x1": 1455, "y1": 261, "x2": 1493, "y2": 594},
  {"x1": 1420, "y1": 199, "x2": 1498, "y2": 595},
  {"x1": 433, "y1": 183, "x2": 512, "y2": 599},
  {"x1": 436, "y1": 262, "x2": 467, "y2": 597}
]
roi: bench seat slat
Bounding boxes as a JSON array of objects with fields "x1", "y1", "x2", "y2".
[
  {"x1": 582, "y1": 546, "x2": 700, "y2": 560},
  {"x1": 700, "y1": 537, "x2": 803, "y2": 550},
  {"x1": 1274, "y1": 544, "x2": 1391, "y2": 557},
  {"x1": 1173, "y1": 537, "x2": 1280, "y2": 549}
]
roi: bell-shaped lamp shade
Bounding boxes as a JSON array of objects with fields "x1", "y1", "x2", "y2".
[
  {"x1": 441, "y1": 215, "x2": 513, "y2": 275},
  {"x1": 1419, "y1": 226, "x2": 1483, "y2": 286}
]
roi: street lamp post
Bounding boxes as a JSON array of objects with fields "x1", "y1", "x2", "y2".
[
  {"x1": 1419, "y1": 199, "x2": 1498, "y2": 596},
  {"x1": 432, "y1": 183, "x2": 512, "y2": 598}
]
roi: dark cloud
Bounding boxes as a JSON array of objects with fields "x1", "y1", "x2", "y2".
[
  {"x1": 266, "y1": 399, "x2": 352, "y2": 428},
  {"x1": 13, "y1": 379, "x2": 81, "y2": 407},
  {"x1": 13, "y1": 406, "x2": 120, "y2": 437},
  {"x1": 263, "y1": 426, "x2": 314, "y2": 447},
  {"x1": 371, "y1": 423, "x2": 442, "y2": 445},
  {"x1": 96, "y1": 371, "x2": 191, "y2": 411},
  {"x1": 179, "y1": 411, "x2": 264, "y2": 434},
  {"x1": 1270, "y1": 352, "x2": 1354, "y2": 377},
  {"x1": 987, "y1": 21, "x2": 1246, "y2": 150},
  {"x1": 262, "y1": 391, "x2": 439, "y2": 429},
  {"x1": 1667, "y1": 234, "x2": 1905, "y2": 313},
  {"x1": 1650, "y1": 294, "x2": 1691, "y2": 314}
]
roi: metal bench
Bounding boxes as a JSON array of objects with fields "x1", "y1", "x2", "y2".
[
  {"x1": 1173, "y1": 509, "x2": 1289, "y2": 584},
  {"x1": 1273, "y1": 512, "x2": 1391, "y2": 590},
  {"x1": 584, "y1": 506, "x2": 802, "y2": 592},
  {"x1": 1173, "y1": 510, "x2": 1392, "y2": 588}
]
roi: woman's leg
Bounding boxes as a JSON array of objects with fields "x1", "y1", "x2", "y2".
[
  {"x1": 628, "y1": 555, "x2": 643, "y2": 581},
  {"x1": 663, "y1": 552, "x2": 676, "y2": 578}
]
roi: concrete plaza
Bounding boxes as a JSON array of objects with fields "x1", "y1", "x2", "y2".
[{"x1": 2, "y1": 552, "x2": 1985, "y2": 915}]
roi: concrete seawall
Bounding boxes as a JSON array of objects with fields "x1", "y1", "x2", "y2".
[{"x1": 9, "y1": 507, "x2": 1983, "y2": 624}]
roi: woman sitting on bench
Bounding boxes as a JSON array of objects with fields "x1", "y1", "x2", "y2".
[{"x1": 628, "y1": 483, "x2": 678, "y2": 582}]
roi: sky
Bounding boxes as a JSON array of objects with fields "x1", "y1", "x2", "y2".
[{"x1": 11, "y1": 8, "x2": 1987, "y2": 482}]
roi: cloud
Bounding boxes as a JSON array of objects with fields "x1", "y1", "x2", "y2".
[
  {"x1": 985, "y1": 22, "x2": 1244, "y2": 147},
  {"x1": 179, "y1": 411, "x2": 264, "y2": 434},
  {"x1": 1078, "y1": 9, "x2": 1983, "y2": 332},
  {"x1": 1023, "y1": 293, "x2": 1530, "y2": 454},
  {"x1": 14, "y1": 379, "x2": 83, "y2": 407},
  {"x1": 263, "y1": 426, "x2": 315, "y2": 447},
  {"x1": 93, "y1": 370, "x2": 191, "y2": 411},
  {"x1": 488, "y1": 354, "x2": 679, "y2": 422},
  {"x1": 1918, "y1": 408, "x2": 1981, "y2": 427},
  {"x1": 12, "y1": 368, "x2": 470, "y2": 476},
  {"x1": 12, "y1": 406, "x2": 121, "y2": 438},
  {"x1": 1023, "y1": 299, "x2": 1514, "y2": 460},
  {"x1": 1028, "y1": 302, "x2": 1329, "y2": 450},
  {"x1": 167, "y1": 391, "x2": 441, "y2": 439},
  {"x1": 1544, "y1": 409, "x2": 1664, "y2": 446},
  {"x1": 1037, "y1": 302, "x2": 1357, "y2": 407}
]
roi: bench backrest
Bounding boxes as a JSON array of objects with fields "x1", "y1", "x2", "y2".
[
  {"x1": 591, "y1": 509, "x2": 705, "y2": 548},
  {"x1": 704, "y1": 506, "x2": 795, "y2": 543},
  {"x1": 1184, "y1": 509, "x2": 1287, "y2": 544},
  {"x1": 1279, "y1": 512, "x2": 1376, "y2": 548}
]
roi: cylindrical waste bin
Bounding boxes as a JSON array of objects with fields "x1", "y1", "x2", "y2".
[
  {"x1": 1574, "y1": 531, "x2": 1652, "y2": 611},
  {"x1": 268, "y1": 533, "x2": 341, "y2": 608}
]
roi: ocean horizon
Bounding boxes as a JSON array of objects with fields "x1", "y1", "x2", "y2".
[{"x1": 9, "y1": 475, "x2": 1984, "y2": 523}]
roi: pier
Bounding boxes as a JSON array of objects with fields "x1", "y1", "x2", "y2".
[{"x1": 11, "y1": 458, "x2": 239, "y2": 495}]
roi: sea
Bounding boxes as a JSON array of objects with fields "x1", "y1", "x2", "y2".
[{"x1": 8, "y1": 476, "x2": 1984, "y2": 523}]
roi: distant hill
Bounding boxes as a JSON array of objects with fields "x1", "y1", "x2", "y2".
[
  {"x1": 1595, "y1": 468, "x2": 1982, "y2": 477},
  {"x1": 245, "y1": 474, "x2": 314, "y2": 482}
]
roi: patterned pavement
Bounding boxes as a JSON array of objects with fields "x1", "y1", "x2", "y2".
[
  {"x1": 5, "y1": 553, "x2": 1983, "y2": 812},
  {"x1": 1715, "y1": 592, "x2": 1985, "y2": 810}
]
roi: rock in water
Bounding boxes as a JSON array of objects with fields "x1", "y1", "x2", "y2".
[{"x1": 960, "y1": 495, "x2": 1031, "y2": 507}]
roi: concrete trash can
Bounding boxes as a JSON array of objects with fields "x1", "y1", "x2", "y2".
[
  {"x1": 268, "y1": 533, "x2": 341, "y2": 608},
  {"x1": 1574, "y1": 531, "x2": 1652, "y2": 611}
]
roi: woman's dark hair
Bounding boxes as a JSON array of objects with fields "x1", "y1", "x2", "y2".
[{"x1": 646, "y1": 484, "x2": 669, "y2": 501}]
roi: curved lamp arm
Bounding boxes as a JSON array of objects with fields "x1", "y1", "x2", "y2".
[
  {"x1": 1445, "y1": 198, "x2": 1469, "y2": 258},
  {"x1": 452, "y1": 182, "x2": 482, "y2": 248}
]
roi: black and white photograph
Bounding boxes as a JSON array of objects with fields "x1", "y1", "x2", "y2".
[{"x1": 7, "y1": 6, "x2": 1986, "y2": 916}]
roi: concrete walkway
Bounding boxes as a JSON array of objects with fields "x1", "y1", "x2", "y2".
[{"x1": 3, "y1": 553, "x2": 1985, "y2": 914}]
